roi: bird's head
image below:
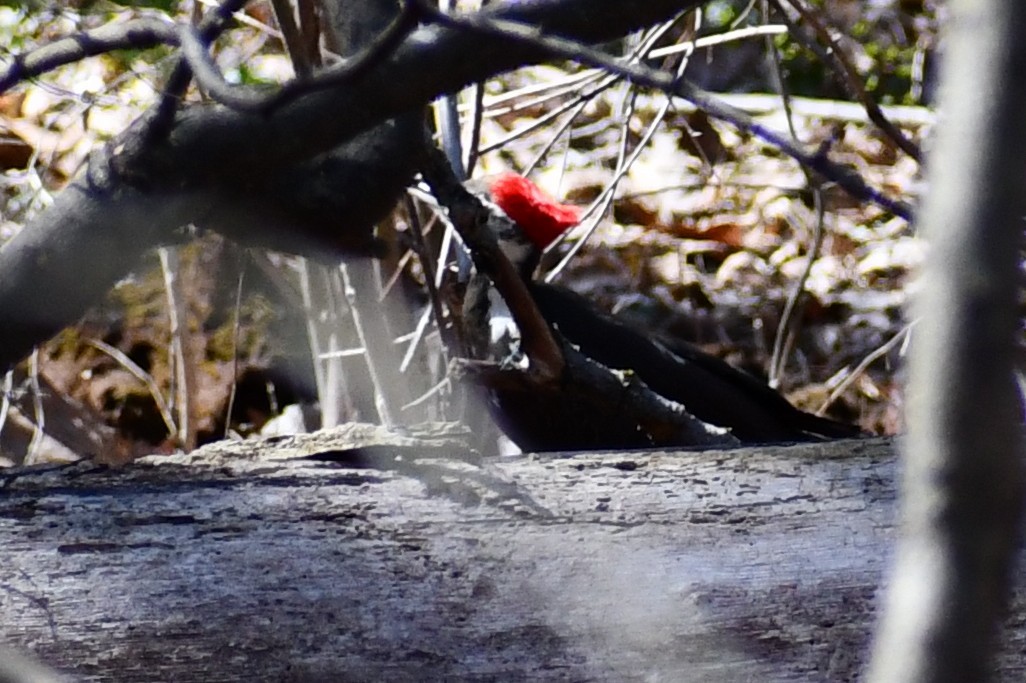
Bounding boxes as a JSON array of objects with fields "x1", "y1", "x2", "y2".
[
  {"x1": 486, "y1": 172, "x2": 581, "y2": 251},
  {"x1": 463, "y1": 173, "x2": 581, "y2": 358},
  {"x1": 476, "y1": 172, "x2": 582, "y2": 278}
]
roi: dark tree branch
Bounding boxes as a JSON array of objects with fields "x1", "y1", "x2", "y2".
[
  {"x1": 270, "y1": 0, "x2": 313, "y2": 77},
  {"x1": 179, "y1": 0, "x2": 425, "y2": 112},
  {"x1": 261, "y1": 0, "x2": 427, "y2": 112},
  {"x1": 177, "y1": 24, "x2": 273, "y2": 110},
  {"x1": 0, "y1": 111, "x2": 425, "y2": 375},
  {"x1": 0, "y1": 18, "x2": 178, "y2": 94},
  {"x1": 0, "y1": 0, "x2": 908, "y2": 381},
  {"x1": 1, "y1": 0, "x2": 697, "y2": 377},
  {"x1": 1, "y1": 0, "x2": 905, "y2": 221},
  {"x1": 296, "y1": 0, "x2": 323, "y2": 70},
  {"x1": 146, "y1": 0, "x2": 254, "y2": 142},
  {"x1": 107, "y1": 0, "x2": 708, "y2": 185}
]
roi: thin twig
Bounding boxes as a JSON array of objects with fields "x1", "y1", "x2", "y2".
[
  {"x1": 768, "y1": 196, "x2": 824, "y2": 386},
  {"x1": 296, "y1": 260, "x2": 338, "y2": 427},
  {"x1": 85, "y1": 339, "x2": 178, "y2": 440},
  {"x1": 474, "y1": 24, "x2": 786, "y2": 118},
  {"x1": 400, "y1": 195, "x2": 453, "y2": 371},
  {"x1": 24, "y1": 350, "x2": 44, "y2": 466},
  {"x1": 223, "y1": 255, "x2": 247, "y2": 440},
  {"x1": 487, "y1": 14, "x2": 686, "y2": 166},
  {"x1": 338, "y1": 263, "x2": 402, "y2": 428},
  {"x1": 541, "y1": 18, "x2": 698, "y2": 280},
  {"x1": 765, "y1": 0, "x2": 825, "y2": 387},
  {"x1": 159, "y1": 246, "x2": 196, "y2": 451},
  {"x1": 819, "y1": 322, "x2": 914, "y2": 415},
  {"x1": 477, "y1": 73, "x2": 614, "y2": 156},
  {"x1": 402, "y1": 375, "x2": 452, "y2": 411},
  {"x1": 465, "y1": 81, "x2": 487, "y2": 177},
  {"x1": 544, "y1": 66, "x2": 687, "y2": 281}
]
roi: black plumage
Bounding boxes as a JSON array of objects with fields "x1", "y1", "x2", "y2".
[{"x1": 527, "y1": 283, "x2": 863, "y2": 443}]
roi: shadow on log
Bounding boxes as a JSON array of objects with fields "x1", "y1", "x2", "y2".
[{"x1": 0, "y1": 428, "x2": 1021, "y2": 681}]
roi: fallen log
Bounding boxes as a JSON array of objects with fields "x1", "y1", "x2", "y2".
[{"x1": 0, "y1": 428, "x2": 1019, "y2": 681}]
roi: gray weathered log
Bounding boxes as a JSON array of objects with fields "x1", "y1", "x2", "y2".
[{"x1": 0, "y1": 431, "x2": 1023, "y2": 682}]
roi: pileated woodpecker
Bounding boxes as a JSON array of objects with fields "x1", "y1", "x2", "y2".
[{"x1": 464, "y1": 172, "x2": 863, "y2": 448}]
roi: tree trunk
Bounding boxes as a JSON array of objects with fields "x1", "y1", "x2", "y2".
[
  {"x1": 868, "y1": 1, "x2": 1026, "y2": 679},
  {"x1": 1, "y1": 430, "x2": 1023, "y2": 682}
]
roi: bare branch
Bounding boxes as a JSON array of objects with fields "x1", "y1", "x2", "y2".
[
  {"x1": 772, "y1": 0, "x2": 923, "y2": 163},
  {"x1": 0, "y1": 18, "x2": 178, "y2": 94},
  {"x1": 414, "y1": 0, "x2": 913, "y2": 220},
  {"x1": 107, "y1": 0, "x2": 710, "y2": 185},
  {"x1": 180, "y1": 1, "x2": 425, "y2": 112},
  {"x1": 270, "y1": 0, "x2": 313, "y2": 77},
  {"x1": 147, "y1": 0, "x2": 254, "y2": 142},
  {"x1": 178, "y1": 23, "x2": 273, "y2": 110}
]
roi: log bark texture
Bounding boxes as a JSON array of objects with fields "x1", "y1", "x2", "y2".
[{"x1": 0, "y1": 430, "x2": 1022, "y2": 682}]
